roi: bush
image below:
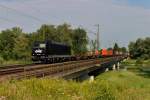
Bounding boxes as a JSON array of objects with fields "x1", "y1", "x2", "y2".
[
  {"x1": 0, "y1": 56, "x2": 4, "y2": 64},
  {"x1": 136, "y1": 58, "x2": 143, "y2": 65}
]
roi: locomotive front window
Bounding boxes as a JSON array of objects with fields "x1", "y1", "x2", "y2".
[{"x1": 39, "y1": 43, "x2": 46, "y2": 48}]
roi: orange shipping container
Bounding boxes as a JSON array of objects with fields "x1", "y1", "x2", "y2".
[{"x1": 101, "y1": 49, "x2": 108, "y2": 56}]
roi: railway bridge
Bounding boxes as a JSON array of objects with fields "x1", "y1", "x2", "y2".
[
  {"x1": 56, "y1": 56, "x2": 127, "y2": 80},
  {"x1": 0, "y1": 55, "x2": 127, "y2": 81}
]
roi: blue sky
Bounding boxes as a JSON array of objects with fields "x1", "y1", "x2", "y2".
[
  {"x1": 127, "y1": 0, "x2": 150, "y2": 8},
  {"x1": 0, "y1": 0, "x2": 150, "y2": 48},
  {"x1": 114, "y1": 0, "x2": 150, "y2": 7}
]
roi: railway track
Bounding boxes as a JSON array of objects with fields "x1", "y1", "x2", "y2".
[
  {"x1": 0, "y1": 63, "x2": 41, "y2": 75},
  {"x1": 0, "y1": 56, "x2": 125, "y2": 81}
]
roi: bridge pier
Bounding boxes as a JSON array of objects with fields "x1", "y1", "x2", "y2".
[
  {"x1": 117, "y1": 62, "x2": 120, "y2": 70},
  {"x1": 89, "y1": 76, "x2": 94, "y2": 83},
  {"x1": 112, "y1": 64, "x2": 116, "y2": 70},
  {"x1": 105, "y1": 68, "x2": 109, "y2": 72}
]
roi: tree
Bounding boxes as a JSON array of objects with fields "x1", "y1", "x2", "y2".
[
  {"x1": 113, "y1": 43, "x2": 119, "y2": 51},
  {"x1": 56, "y1": 23, "x2": 73, "y2": 45},
  {"x1": 120, "y1": 47, "x2": 127, "y2": 53},
  {"x1": 13, "y1": 34, "x2": 30, "y2": 59},
  {"x1": 128, "y1": 37, "x2": 150, "y2": 59},
  {"x1": 72, "y1": 28, "x2": 88, "y2": 54},
  {"x1": 36, "y1": 24, "x2": 58, "y2": 41},
  {"x1": 0, "y1": 27, "x2": 23, "y2": 60}
]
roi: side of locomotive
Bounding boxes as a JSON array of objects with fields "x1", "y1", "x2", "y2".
[{"x1": 32, "y1": 40, "x2": 72, "y2": 63}]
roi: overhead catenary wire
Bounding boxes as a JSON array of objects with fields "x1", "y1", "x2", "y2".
[
  {"x1": 0, "y1": 4, "x2": 45, "y2": 23},
  {"x1": 0, "y1": 16, "x2": 19, "y2": 25}
]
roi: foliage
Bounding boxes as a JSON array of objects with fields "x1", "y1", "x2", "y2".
[
  {"x1": 128, "y1": 37, "x2": 150, "y2": 59},
  {"x1": 72, "y1": 28, "x2": 88, "y2": 54},
  {"x1": 120, "y1": 47, "x2": 127, "y2": 53},
  {"x1": 0, "y1": 23, "x2": 88, "y2": 62},
  {"x1": 0, "y1": 27, "x2": 25, "y2": 60},
  {"x1": 136, "y1": 58, "x2": 143, "y2": 65},
  {"x1": 113, "y1": 43, "x2": 119, "y2": 51},
  {"x1": 113, "y1": 43, "x2": 127, "y2": 53},
  {"x1": 37, "y1": 24, "x2": 57, "y2": 41},
  {"x1": 56, "y1": 23, "x2": 73, "y2": 45},
  {"x1": 13, "y1": 34, "x2": 30, "y2": 60},
  {"x1": 0, "y1": 56, "x2": 4, "y2": 64}
]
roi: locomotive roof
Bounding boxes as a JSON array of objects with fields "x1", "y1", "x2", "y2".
[{"x1": 34, "y1": 40, "x2": 70, "y2": 47}]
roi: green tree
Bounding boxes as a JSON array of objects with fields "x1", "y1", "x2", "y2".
[
  {"x1": 128, "y1": 37, "x2": 150, "y2": 59},
  {"x1": 120, "y1": 47, "x2": 127, "y2": 53},
  {"x1": 113, "y1": 43, "x2": 120, "y2": 51},
  {"x1": 72, "y1": 28, "x2": 88, "y2": 54},
  {"x1": 13, "y1": 34, "x2": 30, "y2": 59},
  {"x1": 36, "y1": 24, "x2": 58, "y2": 41},
  {"x1": 0, "y1": 27, "x2": 22, "y2": 60},
  {"x1": 56, "y1": 23, "x2": 73, "y2": 45}
]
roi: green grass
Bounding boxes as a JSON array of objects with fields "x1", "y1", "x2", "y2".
[
  {"x1": 0, "y1": 59, "x2": 150, "y2": 100},
  {"x1": 96, "y1": 71, "x2": 150, "y2": 100},
  {"x1": 0, "y1": 60, "x2": 32, "y2": 67},
  {"x1": 0, "y1": 78, "x2": 117, "y2": 100}
]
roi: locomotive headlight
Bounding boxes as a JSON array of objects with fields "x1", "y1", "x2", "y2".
[{"x1": 35, "y1": 49, "x2": 42, "y2": 53}]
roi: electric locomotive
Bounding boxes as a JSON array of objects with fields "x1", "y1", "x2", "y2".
[{"x1": 32, "y1": 40, "x2": 72, "y2": 63}]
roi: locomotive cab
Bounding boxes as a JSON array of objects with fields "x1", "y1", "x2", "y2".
[
  {"x1": 32, "y1": 41, "x2": 47, "y2": 62},
  {"x1": 32, "y1": 41, "x2": 46, "y2": 56}
]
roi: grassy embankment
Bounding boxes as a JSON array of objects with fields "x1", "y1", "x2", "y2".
[
  {"x1": 0, "y1": 59, "x2": 150, "y2": 100},
  {"x1": 0, "y1": 59, "x2": 32, "y2": 67}
]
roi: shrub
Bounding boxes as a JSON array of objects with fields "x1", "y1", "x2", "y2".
[
  {"x1": 136, "y1": 58, "x2": 143, "y2": 65},
  {"x1": 0, "y1": 56, "x2": 4, "y2": 64}
]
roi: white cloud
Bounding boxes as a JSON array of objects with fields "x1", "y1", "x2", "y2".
[{"x1": 0, "y1": 0, "x2": 150, "y2": 47}]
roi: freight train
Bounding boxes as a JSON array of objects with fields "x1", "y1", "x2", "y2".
[{"x1": 32, "y1": 40, "x2": 122, "y2": 63}]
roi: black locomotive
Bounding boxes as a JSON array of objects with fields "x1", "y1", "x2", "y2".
[{"x1": 32, "y1": 40, "x2": 72, "y2": 63}]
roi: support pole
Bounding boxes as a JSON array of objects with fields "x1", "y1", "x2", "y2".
[{"x1": 95, "y1": 24, "x2": 100, "y2": 50}]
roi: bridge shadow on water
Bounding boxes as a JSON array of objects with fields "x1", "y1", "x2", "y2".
[{"x1": 74, "y1": 67, "x2": 107, "y2": 82}]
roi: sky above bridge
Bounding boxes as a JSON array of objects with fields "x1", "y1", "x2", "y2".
[{"x1": 0, "y1": 0, "x2": 150, "y2": 48}]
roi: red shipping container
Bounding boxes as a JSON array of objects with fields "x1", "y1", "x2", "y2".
[{"x1": 101, "y1": 49, "x2": 108, "y2": 56}]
